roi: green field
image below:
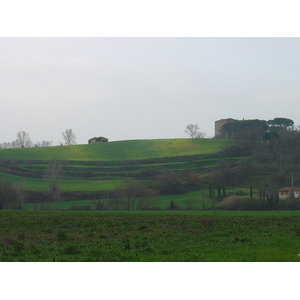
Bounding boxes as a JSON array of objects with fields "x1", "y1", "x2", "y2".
[
  {"x1": 0, "y1": 138, "x2": 228, "y2": 196},
  {"x1": 1, "y1": 211, "x2": 300, "y2": 262},
  {"x1": 0, "y1": 172, "x2": 121, "y2": 191},
  {"x1": 0, "y1": 138, "x2": 224, "y2": 161}
]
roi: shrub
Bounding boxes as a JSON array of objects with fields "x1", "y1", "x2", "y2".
[
  {"x1": 276, "y1": 197, "x2": 300, "y2": 210},
  {"x1": 221, "y1": 196, "x2": 269, "y2": 210},
  {"x1": 221, "y1": 195, "x2": 241, "y2": 210}
]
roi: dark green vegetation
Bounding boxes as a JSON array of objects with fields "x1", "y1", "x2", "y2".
[
  {"x1": 218, "y1": 124, "x2": 300, "y2": 188},
  {"x1": 1, "y1": 211, "x2": 300, "y2": 262},
  {"x1": 221, "y1": 117, "x2": 294, "y2": 140}
]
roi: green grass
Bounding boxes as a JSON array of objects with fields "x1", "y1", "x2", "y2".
[
  {"x1": 23, "y1": 198, "x2": 300, "y2": 216},
  {"x1": 24, "y1": 200, "x2": 99, "y2": 211},
  {"x1": 0, "y1": 138, "x2": 224, "y2": 161},
  {"x1": 23, "y1": 191, "x2": 211, "y2": 211},
  {"x1": 1, "y1": 211, "x2": 300, "y2": 262},
  {"x1": 0, "y1": 138, "x2": 230, "y2": 196},
  {"x1": 0, "y1": 172, "x2": 120, "y2": 191}
]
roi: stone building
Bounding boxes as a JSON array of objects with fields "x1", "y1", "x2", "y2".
[
  {"x1": 214, "y1": 118, "x2": 236, "y2": 138},
  {"x1": 88, "y1": 136, "x2": 108, "y2": 144}
]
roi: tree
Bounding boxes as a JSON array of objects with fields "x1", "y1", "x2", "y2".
[
  {"x1": 170, "y1": 200, "x2": 175, "y2": 210},
  {"x1": 185, "y1": 124, "x2": 206, "y2": 138},
  {"x1": 0, "y1": 179, "x2": 19, "y2": 210},
  {"x1": 62, "y1": 129, "x2": 77, "y2": 145},
  {"x1": 196, "y1": 132, "x2": 207, "y2": 138},
  {"x1": 156, "y1": 172, "x2": 184, "y2": 194},
  {"x1": 45, "y1": 159, "x2": 64, "y2": 203},
  {"x1": 115, "y1": 179, "x2": 157, "y2": 210},
  {"x1": 34, "y1": 140, "x2": 53, "y2": 147},
  {"x1": 185, "y1": 124, "x2": 199, "y2": 138},
  {"x1": 184, "y1": 171, "x2": 201, "y2": 191},
  {"x1": 16, "y1": 179, "x2": 27, "y2": 210},
  {"x1": 267, "y1": 118, "x2": 294, "y2": 128},
  {"x1": 0, "y1": 142, "x2": 12, "y2": 148},
  {"x1": 221, "y1": 119, "x2": 269, "y2": 139},
  {"x1": 14, "y1": 131, "x2": 33, "y2": 148}
]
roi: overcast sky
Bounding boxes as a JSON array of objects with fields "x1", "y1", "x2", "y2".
[{"x1": 1, "y1": 37, "x2": 300, "y2": 145}]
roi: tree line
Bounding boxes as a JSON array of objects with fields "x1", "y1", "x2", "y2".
[
  {"x1": 0, "y1": 129, "x2": 77, "y2": 148},
  {"x1": 210, "y1": 118, "x2": 300, "y2": 190},
  {"x1": 220, "y1": 117, "x2": 294, "y2": 140}
]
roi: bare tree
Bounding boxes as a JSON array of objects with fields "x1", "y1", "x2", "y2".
[
  {"x1": 115, "y1": 179, "x2": 157, "y2": 210},
  {"x1": 185, "y1": 124, "x2": 206, "y2": 138},
  {"x1": 196, "y1": 132, "x2": 207, "y2": 138},
  {"x1": 0, "y1": 179, "x2": 19, "y2": 210},
  {"x1": 14, "y1": 131, "x2": 33, "y2": 148},
  {"x1": 45, "y1": 159, "x2": 64, "y2": 203},
  {"x1": 62, "y1": 129, "x2": 77, "y2": 145},
  {"x1": 156, "y1": 172, "x2": 184, "y2": 194},
  {"x1": 0, "y1": 142, "x2": 12, "y2": 148},
  {"x1": 16, "y1": 179, "x2": 27, "y2": 210},
  {"x1": 185, "y1": 124, "x2": 199, "y2": 138},
  {"x1": 34, "y1": 140, "x2": 53, "y2": 147}
]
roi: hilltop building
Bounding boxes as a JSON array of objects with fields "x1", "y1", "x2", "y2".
[
  {"x1": 88, "y1": 136, "x2": 108, "y2": 144},
  {"x1": 214, "y1": 118, "x2": 236, "y2": 138}
]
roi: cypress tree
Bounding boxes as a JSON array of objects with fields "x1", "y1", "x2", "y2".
[
  {"x1": 217, "y1": 184, "x2": 221, "y2": 197},
  {"x1": 222, "y1": 185, "x2": 226, "y2": 197},
  {"x1": 170, "y1": 200, "x2": 175, "y2": 210}
]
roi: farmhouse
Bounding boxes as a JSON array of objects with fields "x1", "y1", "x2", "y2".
[
  {"x1": 214, "y1": 118, "x2": 236, "y2": 138},
  {"x1": 277, "y1": 187, "x2": 300, "y2": 200},
  {"x1": 88, "y1": 136, "x2": 108, "y2": 144}
]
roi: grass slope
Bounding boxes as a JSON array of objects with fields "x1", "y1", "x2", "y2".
[
  {"x1": 0, "y1": 138, "x2": 224, "y2": 161},
  {"x1": 0, "y1": 172, "x2": 120, "y2": 192},
  {"x1": 0, "y1": 138, "x2": 227, "y2": 194}
]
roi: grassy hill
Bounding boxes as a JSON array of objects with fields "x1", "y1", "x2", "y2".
[
  {"x1": 1, "y1": 138, "x2": 245, "y2": 210},
  {"x1": 0, "y1": 138, "x2": 231, "y2": 191},
  {"x1": 0, "y1": 138, "x2": 224, "y2": 161}
]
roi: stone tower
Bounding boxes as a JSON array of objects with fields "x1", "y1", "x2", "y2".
[{"x1": 214, "y1": 118, "x2": 236, "y2": 138}]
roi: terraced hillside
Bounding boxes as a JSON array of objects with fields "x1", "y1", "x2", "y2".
[{"x1": 0, "y1": 138, "x2": 234, "y2": 193}]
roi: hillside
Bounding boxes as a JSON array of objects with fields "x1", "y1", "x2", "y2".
[
  {"x1": 0, "y1": 138, "x2": 231, "y2": 193},
  {"x1": 5, "y1": 134, "x2": 296, "y2": 211},
  {"x1": 0, "y1": 138, "x2": 224, "y2": 161}
]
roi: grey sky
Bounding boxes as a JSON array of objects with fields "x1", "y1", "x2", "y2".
[{"x1": 1, "y1": 37, "x2": 300, "y2": 145}]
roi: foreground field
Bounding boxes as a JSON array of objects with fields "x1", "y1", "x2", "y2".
[{"x1": 1, "y1": 211, "x2": 300, "y2": 262}]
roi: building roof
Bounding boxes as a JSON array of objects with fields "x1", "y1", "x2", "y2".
[
  {"x1": 215, "y1": 118, "x2": 236, "y2": 122},
  {"x1": 89, "y1": 136, "x2": 108, "y2": 140},
  {"x1": 278, "y1": 187, "x2": 300, "y2": 192}
]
